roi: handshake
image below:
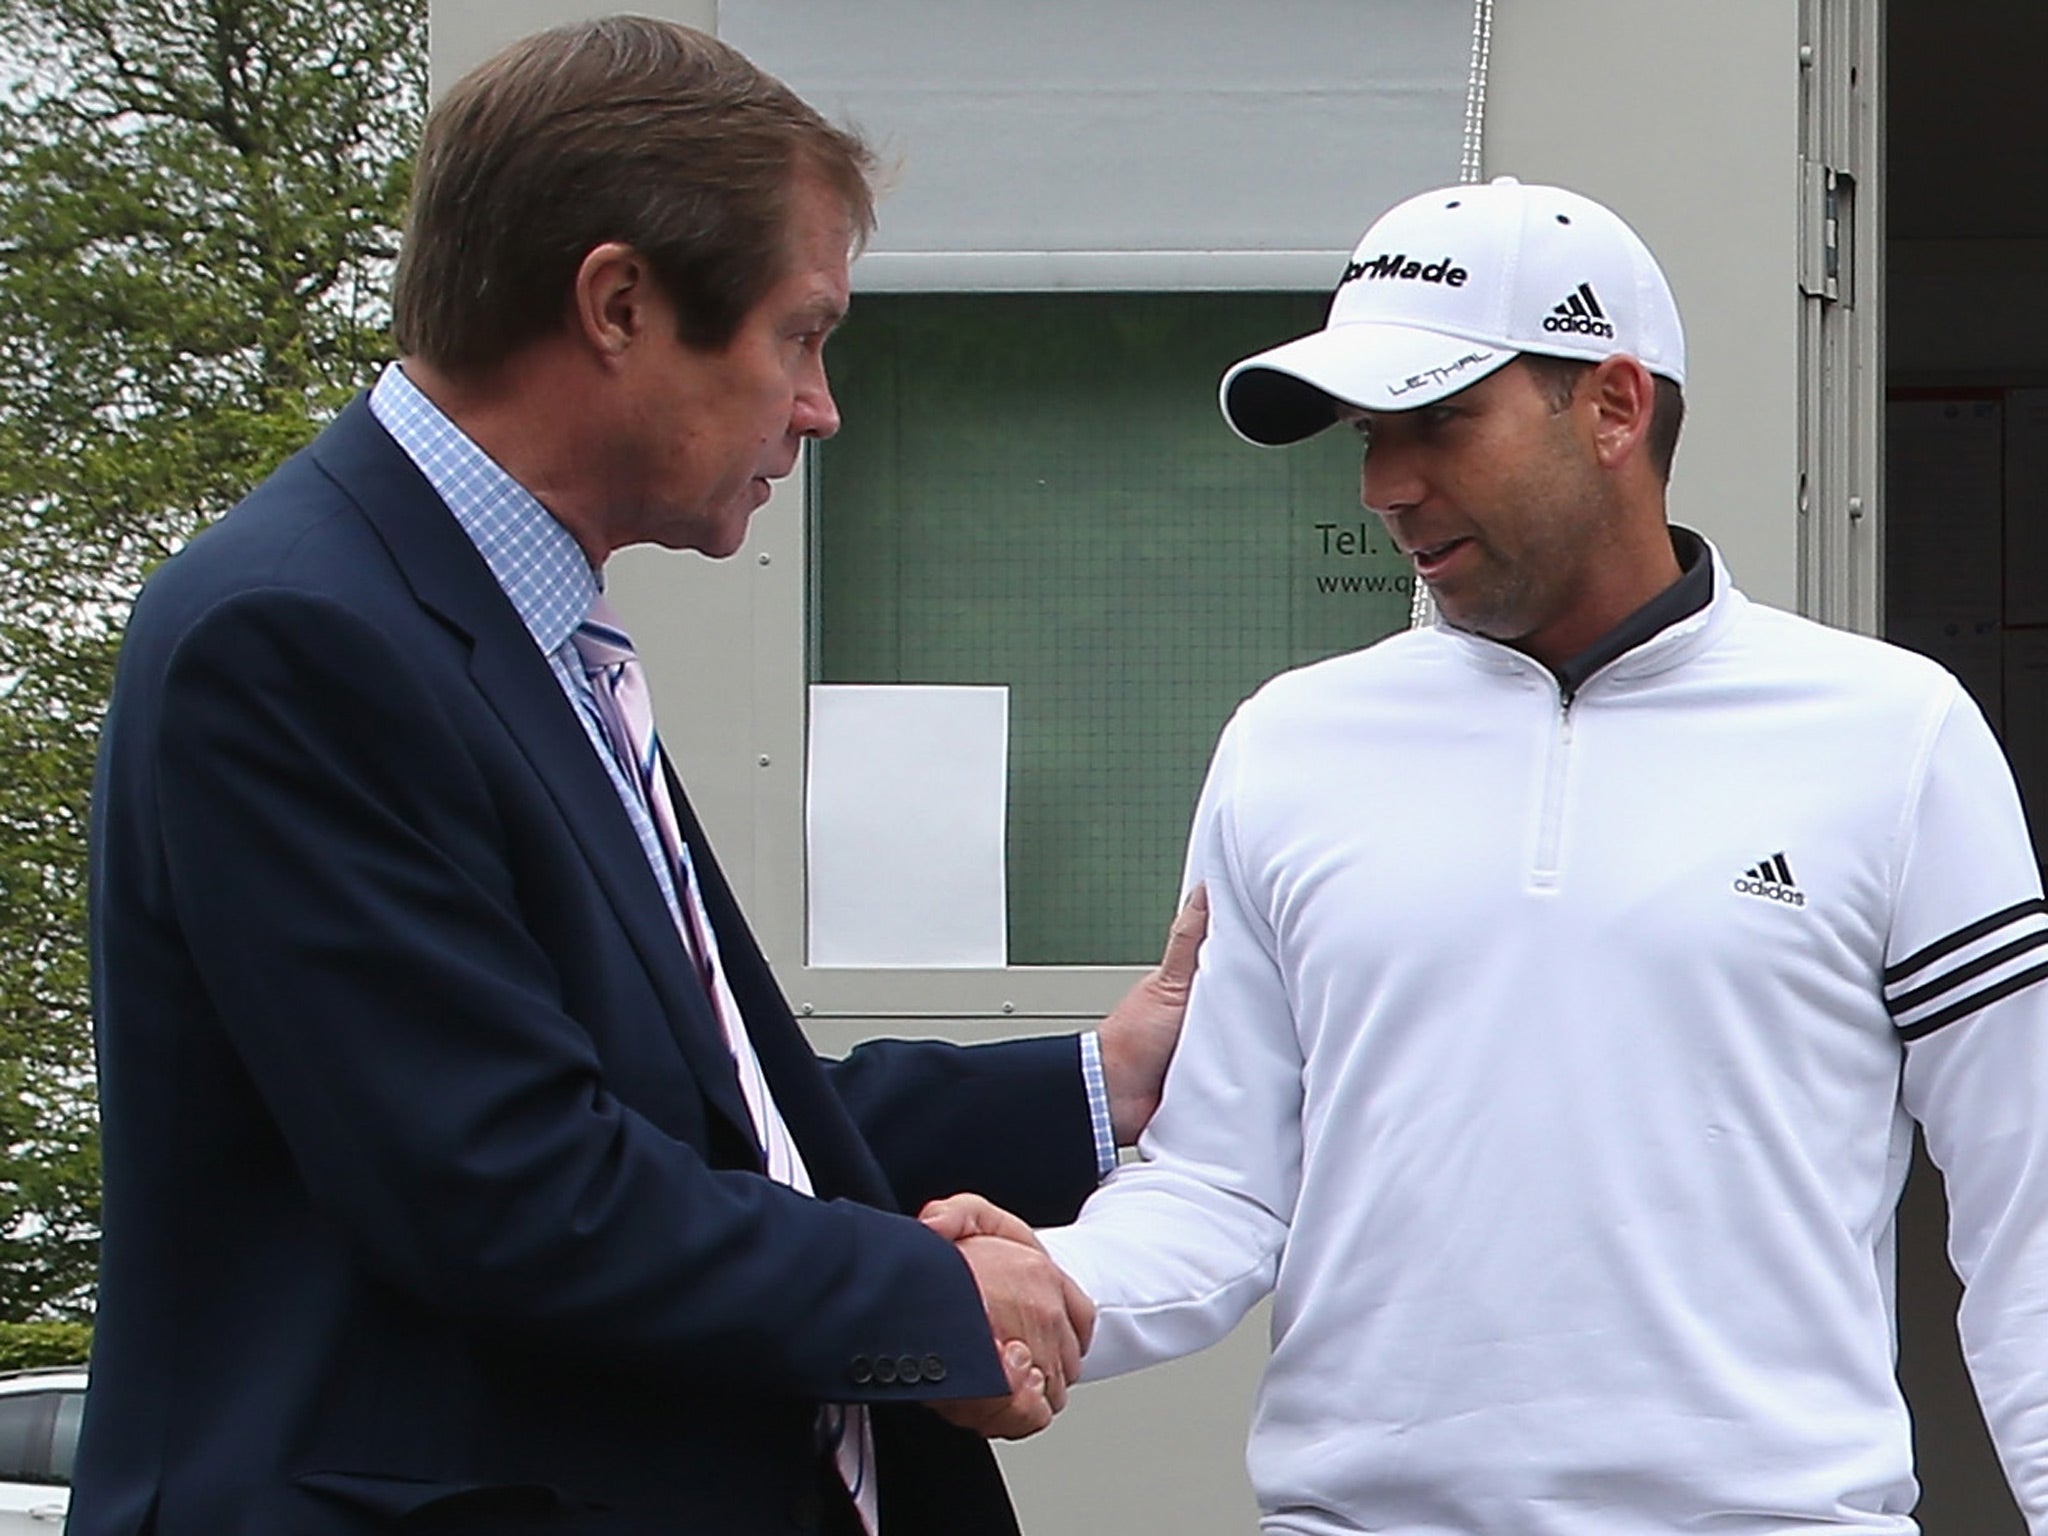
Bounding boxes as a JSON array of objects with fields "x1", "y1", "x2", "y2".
[
  {"x1": 919, "y1": 1192, "x2": 1095, "y2": 1440},
  {"x1": 909, "y1": 886, "x2": 1206, "y2": 1440}
]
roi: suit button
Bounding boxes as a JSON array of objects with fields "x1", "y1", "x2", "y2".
[
  {"x1": 848, "y1": 1355, "x2": 873, "y2": 1386},
  {"x1": 873, "y1": 1355, "x2": 899, "y2": 1384},
  {"x1": 896, "y1": 1354, "x2": 923, "y2": 1384},
  {"x1": 922, "y1": 1354, "x2": 947, "y2": 1384}
]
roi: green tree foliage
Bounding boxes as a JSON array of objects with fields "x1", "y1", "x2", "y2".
[
  {"x1": 0, "y1": 1318, "x2": 91, "y2": 1369},
  {"x1": 0, "y1": 0, "x2": 424, "y2": 1317}
]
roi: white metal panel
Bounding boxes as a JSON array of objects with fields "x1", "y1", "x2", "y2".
[
  {"x1": 721, "y1": 0, "x2": 1476, "y2": 289},
  {"x1": 427, "y1": 0, "x2": 716, "y2": 90}
]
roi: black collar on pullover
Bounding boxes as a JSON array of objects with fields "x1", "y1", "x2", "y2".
[{"x1": 1546, "y1": 525, "x2": 1713, "y2": 704}]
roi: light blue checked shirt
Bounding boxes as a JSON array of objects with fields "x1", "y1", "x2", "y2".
[{"x1": 367, "y1": 363, "x2": 1116, "y2": 1176}]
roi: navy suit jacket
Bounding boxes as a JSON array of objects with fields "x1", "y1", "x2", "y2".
[{"x1": 77, "y1": 398, "x2": 1100, "y2": 1536}]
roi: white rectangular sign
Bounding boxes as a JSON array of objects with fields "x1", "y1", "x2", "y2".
[{"x1": 806, "y1": 684, "x2": 1009, "y2": 968}]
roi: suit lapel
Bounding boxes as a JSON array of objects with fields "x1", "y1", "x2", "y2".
[
  {"x1": 662, "y1": 764, "x2": 899, "y2": 1210},
  {"x1": 304, "y1": 399, "x2": 759, "y2": 1151}
]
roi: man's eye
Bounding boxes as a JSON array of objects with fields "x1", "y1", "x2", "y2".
[{"x1": 1422, "y1": 406, "x2": 1460, "y2": 429}]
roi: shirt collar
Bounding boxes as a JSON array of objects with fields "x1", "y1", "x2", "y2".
[
  {"x1": 368, "y1": 362, "x2": 598, "y2": 652},
  {"x1": 1549, "y1": 525, "x2": 1714, "y2": 699}
]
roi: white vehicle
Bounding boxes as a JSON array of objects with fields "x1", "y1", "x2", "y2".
[{"x1": 0, "y1": 1367, "x2": 84, "y2": 1531}]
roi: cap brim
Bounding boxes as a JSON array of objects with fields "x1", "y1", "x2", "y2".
[{"x1": 1220, "y1": 322, "x2": 1515, "y2": 445}]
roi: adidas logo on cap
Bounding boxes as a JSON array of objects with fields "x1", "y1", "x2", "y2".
[{"x1": 1543, "y1": 283, "x2": 1614, "y2": 339}]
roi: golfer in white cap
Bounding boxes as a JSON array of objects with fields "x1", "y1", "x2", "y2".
[{"x1": 929, "y1": 179, "x2": 2048, "y2": 1536}]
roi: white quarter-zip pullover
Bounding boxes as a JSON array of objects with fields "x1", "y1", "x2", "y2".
[{"x1": 1045, "y1": 543, "x2": 2048, "y2": 1535}]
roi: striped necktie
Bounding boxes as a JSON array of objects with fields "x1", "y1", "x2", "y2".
[{"x1": 573, "y1": 595, "x2": 877, "y2": 1532}]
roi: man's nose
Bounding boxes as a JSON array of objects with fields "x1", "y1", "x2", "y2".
[
  {"x1": 795, "y1": 360, "x2": 841, "y2": 441},
  {"x1": 1360, "y1": 440, "x2": 1421, "y2": 517}
]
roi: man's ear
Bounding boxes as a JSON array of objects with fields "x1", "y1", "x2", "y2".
[
  {"x1": 1584, "y1": 354, "x2": 1658, "y2": 471},
  {"x1": 570, "y1": 242, "x2": 649, "y2": 362}
]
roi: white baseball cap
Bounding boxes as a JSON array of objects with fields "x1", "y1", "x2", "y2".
[{"x1": 1220, "y1": 177, "x2": 1686, "y2": 446}]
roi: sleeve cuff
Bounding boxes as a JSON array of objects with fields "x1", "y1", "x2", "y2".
[{"x1": 1079, "y1": 1030, "x2": 1117, "y2": 1180}]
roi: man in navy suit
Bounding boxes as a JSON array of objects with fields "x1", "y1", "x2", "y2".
[{"x1": 76, "y1": 17, "x2": 1198, "y2": 1535}]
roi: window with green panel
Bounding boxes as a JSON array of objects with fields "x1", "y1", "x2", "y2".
[{"x1": 811, "y1": 292, "x2": 1416, "y2": 966}]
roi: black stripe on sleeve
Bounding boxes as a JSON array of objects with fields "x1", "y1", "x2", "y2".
[
  {"x1": 1888, "y1": 928, "x2": 2048, "y2": 1015},
  {"x1": 1899, "y1": 959, "x2": 2048, "y2": 1042},
  {"x1": 1884, "y1": 896, "x2": 2048, "y2": 986}
]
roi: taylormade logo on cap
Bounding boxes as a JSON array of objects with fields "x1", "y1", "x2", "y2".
[
  {"x1": 1220, "y1": 177, "x2": 1686, "y2": 447},
  {"x1": 1340, "y1": 254, "x2": 1470, "y2": 288}
]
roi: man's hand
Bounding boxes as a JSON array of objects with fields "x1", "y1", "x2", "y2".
[
  {"x1": 920, "y1": 1190, "x2": 1045, "y2": 1247},
  {"x1": 953, "y1": 1230, "x2": 1094, "y2": 1410},
  {"x1": 1099, "y1": 884, "x2": 1208, "y2": 1145},
  {"x1": 930, "y1": 1341, "x2": 1052, "y2": 1440},
  {"x1": 922, "y1": 1194, "x2": 1098, "y2": 1438},
  {"x1": 922, "y1": 1193, "x2": 1097, "y2": 1393}
]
